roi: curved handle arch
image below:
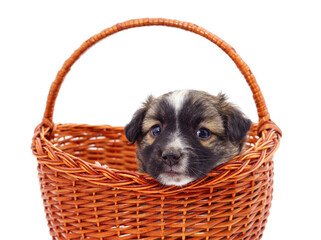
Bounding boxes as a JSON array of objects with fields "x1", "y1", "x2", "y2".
[{"x1": 43, "y1": 18, "x2": 271, "y2": 131}]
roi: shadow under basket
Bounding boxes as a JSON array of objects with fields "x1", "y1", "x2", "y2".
[{"x1": 32, "y1": 18, "x2": 281, "y2": 240}]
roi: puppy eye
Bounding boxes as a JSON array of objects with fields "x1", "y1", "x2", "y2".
[
  {"x1": 196, "y1": 127, "x2": 211, "y2": 140},
  {"x1": 150, "y1": 124, "x2": 162, "y2": 137}
]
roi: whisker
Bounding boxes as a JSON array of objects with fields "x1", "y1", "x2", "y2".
[
  {"x1": 188, "y1": 167, "x2": 198, "y2": 176},
  {"x1": 188, "y1": 166, "x2": 208, "y2": 176}
]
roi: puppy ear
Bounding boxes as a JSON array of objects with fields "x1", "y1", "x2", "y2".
[
  {"x1": 218, "y1": 93, "x2": 252, "y2": 143},
  {"x1": 124, "y1": 96, "x2": 154, "y2": 144}
]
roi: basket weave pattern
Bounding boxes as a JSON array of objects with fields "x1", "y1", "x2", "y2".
[{"x1": 32, "y1": 18, "x2": 281, "y2": 240}]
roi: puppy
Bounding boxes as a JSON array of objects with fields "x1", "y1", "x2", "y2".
[{"x1": 125, "y1": 90, "x2": 252, "y2": 186}]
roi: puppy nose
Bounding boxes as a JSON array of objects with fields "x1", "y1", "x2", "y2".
[{"x1": 161, "y1": 149, "x2": 182, "y2": 167}]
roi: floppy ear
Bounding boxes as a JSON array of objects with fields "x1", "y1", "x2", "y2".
[
  {"x1": 218, "y1": 93, "x2": 252, "y2": 143},
  {"x1": 124, "y1": 96, "x2": 154, "y2": 144}
]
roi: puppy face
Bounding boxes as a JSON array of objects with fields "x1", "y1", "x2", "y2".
[{"x1": 125, "y1": 90, "x2": 251, "y2": 186}]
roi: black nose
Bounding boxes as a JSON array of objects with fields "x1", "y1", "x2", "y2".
[{"x1": 161, "y1": 149, "x2": 182, "y2": 167}]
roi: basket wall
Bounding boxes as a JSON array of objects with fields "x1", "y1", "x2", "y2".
[{"x1": 36, "y1": 123, "x2": 274, "y2": 240}]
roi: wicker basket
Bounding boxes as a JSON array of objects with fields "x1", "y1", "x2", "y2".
[{"x1": 32, "y1": 18, "x2": 281, "y2": 240}]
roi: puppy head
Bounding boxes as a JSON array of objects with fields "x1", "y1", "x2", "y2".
[{"x1": 125, "y1": 90, "x2": 251, "y2": 186}]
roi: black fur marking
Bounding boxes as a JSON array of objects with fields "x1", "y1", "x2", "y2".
[
  {"x1": 124, "y1": 108, "x2": 146, "y2": 144},
  {"x1": 217, "y1": 94, "x2": 252, "y2": 144},
  {"x1": 224, "y1": 110, "x2": 252, "y2": 143},
  {"x1": 125, "y1": 96, "x2": 154, "y2": 144},
  {"x1": 179, "y1": 96, "x2": 207, "y2": 130},
  {"x1": 159, "y1": 99, "x2": 176, "y2": 124}
]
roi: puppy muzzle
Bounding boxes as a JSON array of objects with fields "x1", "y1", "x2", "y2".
[{"x1": 161, "y1": 148, "x2": 182, "y2": 167}]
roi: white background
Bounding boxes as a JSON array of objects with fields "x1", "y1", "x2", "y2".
[{"x1": 1, "y1": 1, "x2": 320, "y2": 239}]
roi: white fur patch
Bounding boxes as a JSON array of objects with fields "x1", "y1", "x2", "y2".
[
  {"x1": 158, "y1": 173, "x2": 196, "y2": 186},
  {"x1": 166, "y1": 131, "x2": 185, "y2": 149},
  {"x1": 167, "y1": 90, "x2": 189, "y2": 116}
]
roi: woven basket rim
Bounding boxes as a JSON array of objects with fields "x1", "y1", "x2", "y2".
[{"x1": 32, "y1": 122, "x2": 280, "y2": 194}]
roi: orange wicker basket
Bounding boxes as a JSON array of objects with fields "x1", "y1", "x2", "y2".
[{"x1": 32, "y1": 18, "x2": 281, "y2": 240}]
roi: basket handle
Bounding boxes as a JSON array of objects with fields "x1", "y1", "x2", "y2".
[{"x1": 42, "y1": 18, "x2": 278, "y2": 135}]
